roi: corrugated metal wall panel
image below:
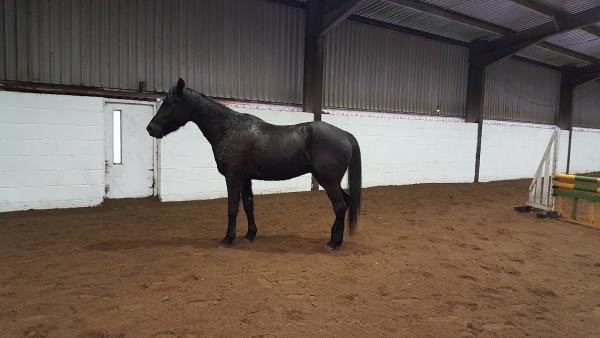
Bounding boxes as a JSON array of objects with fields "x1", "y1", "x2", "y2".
[
  {"x1": 3, "y1": 0, "x2": 16, "y2": 81},
  {"x1": 0, "y1": 0, "x2": 305, "y2": 104},
  {"x1": 483, "y1": 58, "x2": 560, "y2": 124},
  {"x1": 573, "y1": 80, "x2": 600, "y2": 129},
  {"x1": 323, "y1": 21, "x2": 469, "y2": 117},
  {"x1": 0, "y1": 0, "x2": 5, "y2": 80}
]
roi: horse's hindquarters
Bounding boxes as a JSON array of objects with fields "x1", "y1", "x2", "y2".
[{"x1": 308, "y1": 122, "x2": 353, "y2": 185}]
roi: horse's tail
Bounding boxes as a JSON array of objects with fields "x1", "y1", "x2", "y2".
[{"x1": 346, "y1": 132, "x2": 362, "y2": 235}]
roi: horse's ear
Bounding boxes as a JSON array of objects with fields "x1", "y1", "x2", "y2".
[{"x1": 175, "y1": 78, "x2": 185, "y2": 96}]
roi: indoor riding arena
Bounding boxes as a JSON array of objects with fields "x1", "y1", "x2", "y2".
[{"x1": 2, "y1": 1, "x2": 600, "y2": 337}]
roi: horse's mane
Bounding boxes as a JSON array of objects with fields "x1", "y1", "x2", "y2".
[{"x1": 179, "y1": 87, "x2": 237, "y2": 118}]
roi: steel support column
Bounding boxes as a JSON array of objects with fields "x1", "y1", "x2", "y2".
[
  {"x1": 465, "y1": 43, "x2": 487, "y2": 183},
  {"x1": 303, "y1": 0, "x2": 326, "y2": 190}
]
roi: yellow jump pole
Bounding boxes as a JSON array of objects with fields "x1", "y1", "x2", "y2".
[
  {"x1": 554, "y1": 179, "x2": 600, "y2": 193},
  {"x1": 555, "y1": 173, "x2": 600, "y2": 184}
]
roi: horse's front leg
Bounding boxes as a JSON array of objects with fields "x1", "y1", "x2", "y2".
[
  {"x1": 242, "y1": 178, "x2": 257, "y2": 241},
  {"x1": 221, "y1": 175, "x2": 242, "y2": 247}
]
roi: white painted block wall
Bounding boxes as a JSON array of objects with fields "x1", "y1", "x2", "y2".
[
  {"x1": 322, "y1": 112, "x2": 478, "y2": 187},
  {"x1": 478, "y1": 120, "x2": 570, "y2": 182},
  {"x1": 0, "y1": 92, "x2": 105, "y2": 212},
  {"x1": 569, "y1": 128, "x2": 600, "y2": 174},
  {"x1": 159, "y1": 108, "x2": 314, "y2": 202},
  {"x1": 2, "y1": 90, "x2": 600, "y2": 213}
]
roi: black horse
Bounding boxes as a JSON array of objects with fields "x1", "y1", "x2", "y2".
[{"x1": 147, "y1": 79, "x2": 361, "y2": 249}]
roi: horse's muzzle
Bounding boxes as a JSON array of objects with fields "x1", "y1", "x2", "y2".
[{"x1": 146, "y1": 123, "x2": 163, "y2": 139}]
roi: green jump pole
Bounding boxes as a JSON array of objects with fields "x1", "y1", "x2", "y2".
[{"x1": 555, "y1": 173, "x2": 600, "y2": 184}]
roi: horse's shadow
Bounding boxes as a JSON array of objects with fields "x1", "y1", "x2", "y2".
[{"x1": 86, "y1": 234, "x2": 371, "y2": 255}]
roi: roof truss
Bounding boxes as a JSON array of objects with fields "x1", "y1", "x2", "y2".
[
  {"x1": 321, "y1": 0, "x2": 370, "y2": 35},
  {"x1": 382, "y1": 0, "x2": 600, "y2": 66},
  {"x1": 571, "y1": 63, "x2": 600, "y2": 86},
  {"x1": 265, "y1": 0, "x2": 600, "y2": 69},
  {"x1": 383, "y1": 0, "x2": 511, "y2": 35}
]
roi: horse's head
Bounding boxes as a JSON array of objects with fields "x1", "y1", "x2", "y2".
[{"x1": 146, "y1": 78, "x2": 193, "y2": 139}]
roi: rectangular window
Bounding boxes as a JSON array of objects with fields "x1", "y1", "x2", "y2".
[{"x1": 113, "y1": 110, "x2": 122, "y2": 164}]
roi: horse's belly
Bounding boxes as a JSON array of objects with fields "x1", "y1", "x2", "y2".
[
  {"x1": 253, "y1": 161, "x2": 310, "y2": 181},
  {"x1": 251, "y1": 125, "x2": 312, "y2": 180}
]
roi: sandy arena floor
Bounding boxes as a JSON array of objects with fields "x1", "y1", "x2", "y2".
[{"x1": 1, "y1": 179, "x2": 600, "y2": 337}]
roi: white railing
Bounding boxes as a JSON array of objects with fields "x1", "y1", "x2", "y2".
[{"x1": 527, "y1": 128, "x2": 560, "y2": 212}]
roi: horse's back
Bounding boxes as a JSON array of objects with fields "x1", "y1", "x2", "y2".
[
  {"x1": 258, "y1": 120, "x2": 352, "y2": 156},
  {"x1": 238, "y1": 117, "x2": 353, "y2": 181}
]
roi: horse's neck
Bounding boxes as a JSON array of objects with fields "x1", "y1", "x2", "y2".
[{"x1": 186, "y1": 91, "x2": 235, "y2": 146}]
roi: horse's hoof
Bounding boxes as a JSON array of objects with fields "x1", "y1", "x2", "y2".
[
  {"x1": 325, "y1": 241, "x2": 341, "y2": 251},
  {"x1": 219, "y1": 238, "x2": 234, "y2": 247},
  {"x1": 244, "y1": 233, "x2": 256, "y2": 242}
]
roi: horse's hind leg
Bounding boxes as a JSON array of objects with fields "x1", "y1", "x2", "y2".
[
  {"x1": 342, "y1": 190, "x2": 350, "y2": 206},
  {"x1": 242, "y1": 178, "x2": 257, "y2": 241},
  {"x1": 323, "y1": 184, "x2": 348, "y2": 250}
]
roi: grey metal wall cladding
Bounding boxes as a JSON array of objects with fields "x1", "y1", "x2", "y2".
[
  {"x1": 573, "y1": 80, "x2": 600, "y2": 129},
  {"x1": 0, "y1": 0, "x2": 305, "y2": 104},
  {"x1": 323, "y1": 21, "x2": 469, "y2": 117},
  {"x1": 483, "y1": 58, "x2": 560, "y2": 124}
]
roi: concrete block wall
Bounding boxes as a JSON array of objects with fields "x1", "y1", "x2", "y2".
[
  {"x1": 159, "y1": 107, "x2": 314, "y2": 202},
  {"x1": 478, "y1": 120, "x2": 569, "y2": 182},
  {"x1": 2, "y1": 90, "x2": 600, "y2": 213},
  {"x1": 570, "y1": 128, "x2": 600, "y2": 174},
  {"x1": 0, "y1": 92, "x2": 105, "y2": 212},
  {"x1": 322, "y1": 111, "x2": 479, "y2": 187}
]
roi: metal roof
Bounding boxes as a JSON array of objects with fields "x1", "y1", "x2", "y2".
[
  {"x1": 420, "y1": 0, "x2": 552, "y2": 31},
  {"x1": 355, "y1": 0, "x2": 500, "y2": 42},
  {"x1": 536, "y1": 0, "x2": 600, "y2": 14},
  {"x1": 546, "y1": 29, "x2": 600, "y2": 58},
  {"x1": 516, "y1": 45, "x2": 588, "y2": 66},
  {"x1": 349, "y1": 0, "x2": 600, "y2": 68}
]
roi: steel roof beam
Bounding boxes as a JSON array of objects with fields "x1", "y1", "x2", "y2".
[
  {"x1": 571, "y1": 63, "x2": 600, "y2": 86},
  {"x1": 562, "y1": 6, "x2": 600, "y2": 30},
  {"x1": 480, "y1": 5, "x2": 600, "y2": 65},
  {"x1": 508, "y1": 0, "x2": 557, "y2": 18},
  {"x1": 263, "y1": 0, "x2": 306, "y2": 9},
  {"x1": 582, "y1": 25, "x2": 600, "y2": 37},
  {"x1": 385, "y1": 0, "x2": 599, "y2": 65},
  {"x1": 267, "y1": 0, "x2": 597, "y2": 69},
  {"x1": 348, "y1": 15, "x2": 470, "y2": 46},
  {"x1": 508, "y1": 0, "x2": 600, "y2": 38},
  {"x1": 321, "y1": 0, "x2": 370, "y2": 35},
  {"x1": 537, "y1": 41, "x2": 598, "y2": 64},
  {"x1": 266, "y1": 0, "x2": 368, "y2": 35},
  {"x1": 382, "y1": 0, "x2": 511, "y2": 35},
  {"x1": 347, "y1": 16, "x2": 559, "y2": 71},
  {"x1": 506, "y1": 0, "x2": 600, "y2": 64}
]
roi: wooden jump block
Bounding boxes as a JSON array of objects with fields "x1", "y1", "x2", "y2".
[{"x1": 554, "y1": 189, "x2": 600, "y2": 230}]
